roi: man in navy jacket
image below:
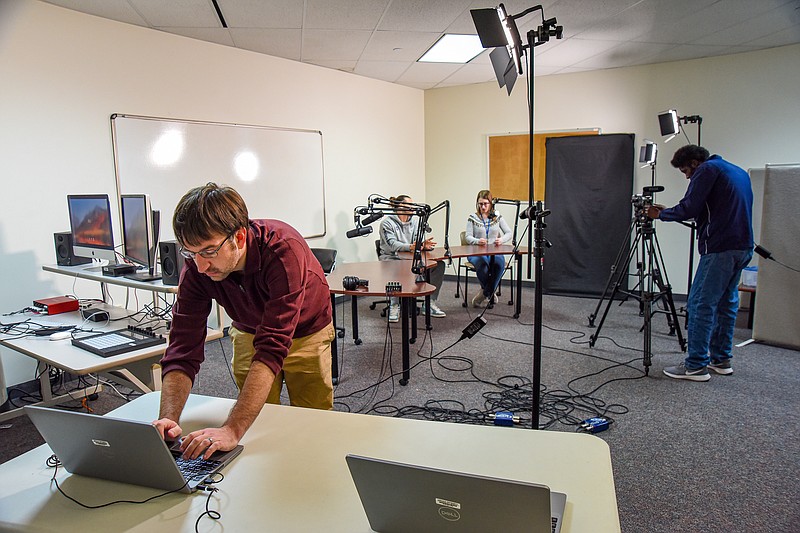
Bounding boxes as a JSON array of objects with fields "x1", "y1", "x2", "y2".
[{"x1": 648, "y1": 145, "x2": 753, "y2": 382}]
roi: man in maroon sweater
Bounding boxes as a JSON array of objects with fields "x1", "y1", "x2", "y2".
[{"x1": 153, "y1": 183, "x2": 333, "y2": 459}]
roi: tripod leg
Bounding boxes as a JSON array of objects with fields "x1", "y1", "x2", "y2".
[
  {"x1": 642, "y1": 291, "x2": 652, "y2": 374},
  {"x1": 652, "y1": 231, "x2": 687, "y2": 352},
  {"x1": 590, "y1": 231, "x2": 641, "y2": 346},
  {"x1": 589, "y1": 218, "x2": 637, "y2": 327}
]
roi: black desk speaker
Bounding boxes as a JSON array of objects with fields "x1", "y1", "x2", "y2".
[
  {"x1": 54, "y1": 232, "x2": 91, "y2": 266},
  {"x1": 159, "y1": 240, "x2": 185, "y2": 286}
]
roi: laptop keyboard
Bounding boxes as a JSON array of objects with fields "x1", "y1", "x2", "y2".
[{"x1": 175, "y1": 456, "x2": 222, "y2": 481}]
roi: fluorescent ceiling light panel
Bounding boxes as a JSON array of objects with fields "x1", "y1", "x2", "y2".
[{"x1": 418, "y1": 34, "x2": 484, "y2": 63}]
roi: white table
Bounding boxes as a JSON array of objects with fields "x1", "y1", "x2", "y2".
[
  {"x1": 42, "y1": 263, "x2": 178, "y2": 293},
  {"x1": 0, "y1": 305, "x2": 222, "y2": 422},
  {"x1": 0, "y1": 393, "x2": 620, "y2": 532}
]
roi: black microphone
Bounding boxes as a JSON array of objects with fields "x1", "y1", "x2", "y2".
[
  {"x1": 346, "y1": 226, "x2": 374, "y2": 238},
  {"x1": 362, "y1": 212, "x2": 384, "y2": 226}
]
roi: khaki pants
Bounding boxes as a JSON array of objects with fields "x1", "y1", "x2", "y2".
[{"x1": 229, "y1": 322, "x2": 334, "y2": 409}]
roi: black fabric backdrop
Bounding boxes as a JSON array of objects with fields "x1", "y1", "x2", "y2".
[{"x1": 542, "y1": 134, "x2": 634, "y2": 296}]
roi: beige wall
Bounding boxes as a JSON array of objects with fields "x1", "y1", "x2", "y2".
[
  {"x1": 425, "y1": 44, "x2": 800, "y2": 289},
  {"x1": 0, "y1": 0, "x2": 425, "y2": 385}
]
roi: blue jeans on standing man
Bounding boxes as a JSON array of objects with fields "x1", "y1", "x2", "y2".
[
  {"x1": 685, "y1": 248, "x2": 754, "y2": 370},
  {"x1": 469, "y1": 255, "x2": 506, "y2": 297}
]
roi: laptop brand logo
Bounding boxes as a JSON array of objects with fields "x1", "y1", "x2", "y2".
[
  {"x1": 435, "y1": 498, "x2": 461, "y2": 509},
  {"x1": 91, "y1": 439, "x2": 111, "y2": 447},
  {"x1": 438, "y1": 507, "x2": 461, "y2": 521}
]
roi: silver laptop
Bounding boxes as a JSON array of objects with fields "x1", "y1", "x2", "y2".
[
  {"x1": 346, "y1": 454, "x2": 567, "y2": 533},
  {"x1": 25, "y1": 405, "x2": 243, "y2": 494}
]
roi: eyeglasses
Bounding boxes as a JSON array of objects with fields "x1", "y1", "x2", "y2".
[
  {"x1": 477, "y1": 201, "x2": 491, "y2": 207},
  {"x1": 179, "y1": 233, "x2": 234, "y2": 260}
]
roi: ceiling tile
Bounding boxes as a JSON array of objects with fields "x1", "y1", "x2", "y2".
[
  {"x1": 437, "y1": 62, "x2": 497, "y2": 86},
  {"x1": 307, "y1": 59, "x2": 359, "y2": 73},
  {"x1": 219, "y1": 0, "x2": 304, "y2": 29},
  {"x1": 157, "y1": 27, "x2": 236, "y2": 47},
  {"x1": 743, "y1": 25, "x2": 800, "y2": 48},
  {"x1": 353, "y1": 60, "x2": 410, "y2": 82},
  {"x1": 303, "y1": 29, "x2": 372, "y2": 61},
  {"x1": 229, "y1": 28, "x2": 302, "y2": 60},
  {"x1": 534, "y1": 38, "x2": 623, "y2": 68},
  {"x1": 128, "y1": 0, "x2": 220, "y2": 27},
  {"x1": 42, "y1": 0, "x2": 148, "y2": 26},
  {"x1": 396, "y1": 61, "x2": 462, "y2": 84},
  {"x1": 378, "y1": 0, "x2": 473, "y2": 32},
  {"x1": 360, "y1": 30, "x2": 440, "y2": 61},
  {"x1": 692, "y1": 4, "x2": 800, "y2": 46},
  {"x1": 305, "y1": 0, "x2": 390, "y2": 30}
]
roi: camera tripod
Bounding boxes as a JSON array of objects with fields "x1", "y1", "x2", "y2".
[{"x1": 587, "y1": 206, "x2": 686, "y2": 373}]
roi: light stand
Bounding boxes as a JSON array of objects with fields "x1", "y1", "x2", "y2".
[
  {"x1": 658, "y1": 110, "x2": 703, "y2": 323},
  {"x1": 472, "y1": 3, "x2": 563, "y2": 430},
  {"x1": 678, "y1": 114, "x2": 702, "y2": 306}
]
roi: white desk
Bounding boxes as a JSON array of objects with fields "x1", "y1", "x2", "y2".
[
  {"x1": 42, "y1": 263, "x2": 178, "y2": 293},
  {"x1": 42, "y1": 263, "x2": 227, "y2": 334},
  {"x1": 0, "y1": 393, "x2": 620, "y2": 532},
  {"x1": 0, "y1": 306, "x2": 222, "y2": 422}
]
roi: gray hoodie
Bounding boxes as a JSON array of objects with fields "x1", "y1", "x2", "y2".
[{"x1": 379, "y1": 214, "x2": 419, "y2": 260}]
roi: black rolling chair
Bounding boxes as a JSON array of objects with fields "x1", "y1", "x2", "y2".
[{"x1": 310, "y1": 248, "x2": 345, "y2": 338}]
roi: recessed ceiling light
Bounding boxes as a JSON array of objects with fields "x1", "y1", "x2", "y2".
[{"x1": 418, "y1": 34, "x2": 485, "y2": 63}]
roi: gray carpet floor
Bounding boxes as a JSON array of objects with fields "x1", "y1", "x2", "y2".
[{"x1": 2, "y1": 278, "x2": 798, "y2": 532}]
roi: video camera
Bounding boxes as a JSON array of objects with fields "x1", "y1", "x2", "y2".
[{"x1": 631, "y1": 185, "x2": 664, "y2": 223}]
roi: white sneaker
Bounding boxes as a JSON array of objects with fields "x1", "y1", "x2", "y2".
[
  {"x1": 388, "y1": 304, "x2": 400, "y2": 323},
  {"x1": 428, "y1": 301, "x2": 446, "y2": 318},
  {"x1": 471, "y1": 292, "x2": 486, "y2": 308}
]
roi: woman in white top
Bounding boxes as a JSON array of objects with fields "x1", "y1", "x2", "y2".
[{"x1": 464, "y1": 190, "x2": 512, "y2": 307}]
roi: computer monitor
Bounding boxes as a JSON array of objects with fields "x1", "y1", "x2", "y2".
[
  {"x1": 120, "y1": 194, "x2": 161, "y2": 281},
  {"x1": 67, "y1": 194, "x2": 117, "y2": 264}
]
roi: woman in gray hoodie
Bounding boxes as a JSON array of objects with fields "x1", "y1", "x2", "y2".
[{"x1": 378, "y1": 195, "x2": 446, "y2": 321}]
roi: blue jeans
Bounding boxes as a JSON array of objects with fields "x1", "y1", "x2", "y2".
[
  {"x1": 685, "y1": 249, "x2": 753, "y2": 370},
  {"x1": 469, "y1": 255, "x2": 506, "y2": 297}
]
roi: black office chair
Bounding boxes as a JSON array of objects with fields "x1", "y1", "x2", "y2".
[
  {"x1": 369, "y1": 240, "x2": 392, "y2": 316},
  {"x1": 310, "y1": 248, "x2": 345, "y2": 338}
]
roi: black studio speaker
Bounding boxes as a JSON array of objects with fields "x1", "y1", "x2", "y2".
[
  {"x1": 159, "y1": 240, "x2": 185, "y2": 286},
  {"x1": 54, "y1": 232, "x2": 91, "y2": 266}
]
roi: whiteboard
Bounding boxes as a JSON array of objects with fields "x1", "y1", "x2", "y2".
[{"x1": 111, "y1": 114, "x2": 326, "y2": 241}]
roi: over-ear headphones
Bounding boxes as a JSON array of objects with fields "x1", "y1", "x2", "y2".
[{"x1": 342, "y1": 276, "x2": 369, "y2": 291}]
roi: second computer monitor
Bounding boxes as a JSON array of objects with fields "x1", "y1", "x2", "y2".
[{"x1": 120, "y1": 194, "x2": 160, "y2": 281}]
